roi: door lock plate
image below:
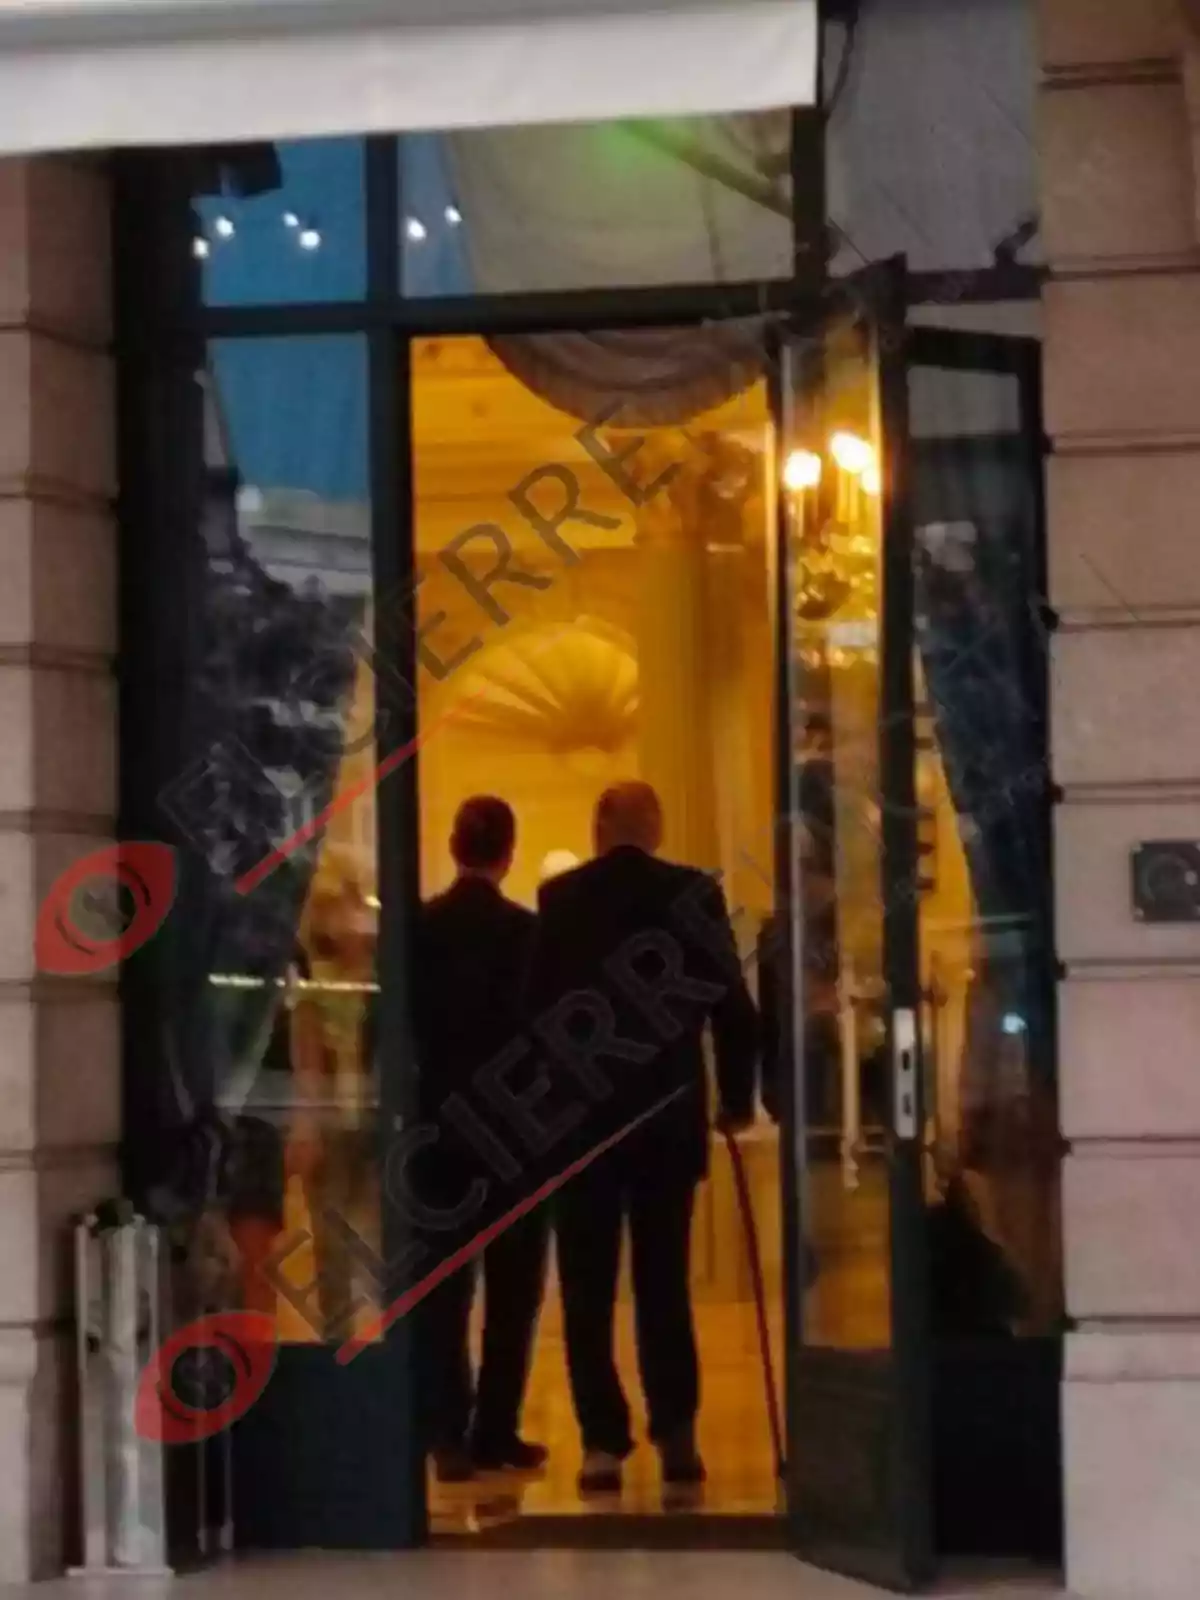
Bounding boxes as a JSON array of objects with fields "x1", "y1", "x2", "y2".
[{"x1": 892, "y1": 1007, "x2": 917, "y2": 1140}]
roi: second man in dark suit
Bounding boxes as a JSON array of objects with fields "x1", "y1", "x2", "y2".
[
  {"x1": 525, "y1": 782, "x2": 759, "y2": 1494},
  {"x1": 413, "y1": 796, "x2": 548, "y2": 1482}
]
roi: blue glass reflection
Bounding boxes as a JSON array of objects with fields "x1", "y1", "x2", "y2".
[
  {"x1": 211, "y1": 337, "x2": 368, "y2": 500},
  {"x1": 194, "y1": 140, "x2": 366, "y2": 306},
  {"x1": 399, "y1": 133, "x2": 475, "y2": 296}
]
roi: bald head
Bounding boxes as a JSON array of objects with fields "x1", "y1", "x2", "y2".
[{"x1": 594, "y1": 782, "x2": 664, "y2": 856}]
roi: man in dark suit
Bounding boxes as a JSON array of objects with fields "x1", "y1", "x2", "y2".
[
  {"x1": 413, "y1": 796, "x2": 547, "y2": 1482},
  {"x1": 525, "y1": 782, "x2": 759, "y2": 1494}
]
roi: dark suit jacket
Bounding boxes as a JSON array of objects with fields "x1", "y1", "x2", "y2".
[
  {"x1": 524, "y1": 846, "x2": 759, "y2": 1184},
  {"x1": 413, "y1": 875, "x2": 534, "y2": 1111}
]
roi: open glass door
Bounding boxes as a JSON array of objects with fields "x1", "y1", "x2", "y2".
[
  {"x1": 905, "y1": 323, "x2": 1062, "y2": 1565},
  {"x1": 773, "y1": 262, "x2": 934, "y2": 1590},
  {"x1": 773, "y1": 274, "x2": 1057, "y2": 1584}
]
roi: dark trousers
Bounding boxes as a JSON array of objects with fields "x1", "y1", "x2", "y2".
[
  {"x1": 423, "y1": 1209, "x2": 548, "y2": 1451},
  {"x1": 555, "y1": 1159, "x2": 698, "y2": 1456}
]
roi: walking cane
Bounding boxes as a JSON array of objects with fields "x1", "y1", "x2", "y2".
[{"x1": 721, "y1": 1124, "x2": 786, "y2": 1483}]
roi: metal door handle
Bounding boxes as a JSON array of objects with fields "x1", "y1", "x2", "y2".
[{"x1": 892, "y1": 1007, "x2": 918, "y2": 1140}]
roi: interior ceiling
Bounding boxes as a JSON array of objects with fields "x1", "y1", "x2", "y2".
[{"x1": 411, "y1": 335, "x2": 769, "y2": 556}]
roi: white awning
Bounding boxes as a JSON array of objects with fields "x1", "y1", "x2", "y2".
[{"x1": 0, "y1": 0, "x2": 818, "y2": 156}]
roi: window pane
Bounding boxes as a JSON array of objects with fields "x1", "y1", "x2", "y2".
[
  {"x1": 401, "y1": 115, "x2": 793, "y2": 296},
  {"x1": 165, "y1": 334, "x2": 383, "y2": 1347},
  {"x1": 783, "y1": 315, "x2": 892, "y2": 1351},
  {"x1": 910, "y1": 358, "x2": 1060, "y2": 1336},
  {"x1": 192, "y1": 139, "x2": 366, "y2": 305}
]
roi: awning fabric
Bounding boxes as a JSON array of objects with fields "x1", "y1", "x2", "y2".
[{"x1": 0, "y1": 0, "x2": 817, "y2": 156}]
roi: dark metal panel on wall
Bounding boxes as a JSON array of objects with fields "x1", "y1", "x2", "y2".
[
  {"x1": 113, "y1": 153, "x2": 208, "y2": 1198},
  {"x1": 366, "y1": 130, "x2": 428, "y2": 1547}
]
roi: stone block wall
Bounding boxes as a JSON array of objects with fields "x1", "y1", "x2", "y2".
[
  {"x1": 1041, "y1": 3, "x2": 1200, "y2": 1596},
  {"x1": 0, "y1": 156, "x2": 119, "y2": 1581}
]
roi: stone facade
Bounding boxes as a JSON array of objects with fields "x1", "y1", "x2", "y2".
[
  {"x1": 1043, "y1": 2, "x2": 1200, "y2": 1596},
  {"x1": 4, "y1": 1, "x2": 1200, "y2": 1584},
  {"x1": 0, "y1": 157, "x2": 119, "y2": 1581}
]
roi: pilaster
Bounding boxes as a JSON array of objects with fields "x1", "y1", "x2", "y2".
[
  {"x1": 1042, "y1": 4, "x2": 1200, "y2": 1596},
  {"x1": 0, "y1": 154, "x2": 119, "y2": 1581}
]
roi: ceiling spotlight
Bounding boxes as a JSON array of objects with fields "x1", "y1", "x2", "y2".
[
  {"x1": 405, "y1": 216, "x2": 428, "y2": 243},
  {"x1": 192, "y1": 236, "x2": 211, "y2": 260},
  {"x1": 298, "y1": 227, "x2": 322, "y2": 251},
  {"x1": 444, "y1": 204, "x2": 462, "y2": 226},
  {"x1": 213, "y1": 215, "x2": 235, "y2": 239},
  {"x1": 282, "y1": 211, "x2": 300, "y2": 228}
]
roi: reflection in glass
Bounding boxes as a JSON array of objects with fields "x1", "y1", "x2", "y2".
[
  {"x1": 784, "y1": 315, "x2": 892, "y2": 1351},
  {"x1": 910, "y1": 358, "x2": 1059, "y2": 1337},
  {"x1": 400, "y1": 115, "x2": 792, "y2": 296},
  {"x1": 170, "y1": 334, "x2": 381, "y2": 1345},
  {"x1": 192, "y1": 139, "x2": 366, "y2": 306}
]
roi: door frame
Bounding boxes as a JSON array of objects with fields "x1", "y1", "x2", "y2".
[
  {"x1": 112, "y1": 119, "x2": 1046, "y2": 1557},
  {"x1": 770, "y1": 289, "x2": 1058, "y2": 1587},
  {"x1": 771, "y1": 257, "x2": 935, "y2": 1591}
]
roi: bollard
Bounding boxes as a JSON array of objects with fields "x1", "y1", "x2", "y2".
[{"x1": 69, "y1": 1205, "x2": 173, "y2": 1577}]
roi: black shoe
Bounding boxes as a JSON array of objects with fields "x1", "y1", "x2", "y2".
[
  {"x1": 578, "y1": 1449, "x2": 623, "y2": 1494},
  {"x1": 433, "y1": 1444, "x2": 475, "y2": 1484},
  {"x1": 659, "y1": 1432, "x2": 706, "y2": 1486},
  {"x1": 471, "y1": 1436, "x2": 549, "y2": 1472}
]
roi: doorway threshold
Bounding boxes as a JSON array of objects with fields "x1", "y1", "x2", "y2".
[{"x1": 433, "y1": 1512, "x2": 787, "y2": 1550}]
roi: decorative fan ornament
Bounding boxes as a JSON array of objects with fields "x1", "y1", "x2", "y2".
[{"x1": 447, "y1": 621, "x2": 638, "y2": 761}]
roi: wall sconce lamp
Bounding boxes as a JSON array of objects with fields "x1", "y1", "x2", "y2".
[{"x1": 782, "y1": 449, "x2": 823, "y2": 491}]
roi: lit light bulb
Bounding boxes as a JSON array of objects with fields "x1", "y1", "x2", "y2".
[
  {"x1": 861, "y1": 461, "x2": 882, "y2": 495},
  {"x1": 298, "y1": 227, "x2": 322, "y2": 251},
  {"x1": 282, "y1": 211, "x2": 300, "y2": 229},
  {"x1": 192, "y1": 236, "x2": 210, "y2": 260},
  {"x1": 405, "y1": 216, "x2": 428, "y2": 243},
  {"x1": 830, "y1": 432, "x2": 875, "y2": 476},
  {"x1": 783, "y1": 449, "x2": 822, "y2": 491},
  {"x1": 444, "y1": 204, "x2": 462, "y2": 227},
  {"x1": 213, "y1": 215, "x2": 235, "y2": 239}
]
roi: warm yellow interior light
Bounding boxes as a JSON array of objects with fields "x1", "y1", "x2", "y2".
[
  {"x1": 783, "y1": 449, "x2": 823, "y2": 491},
  {"x1": 830, "y1": 431, "x2": 875, "y2": 476}
]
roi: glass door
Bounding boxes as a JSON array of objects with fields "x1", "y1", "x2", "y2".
[
  {"x1": 773, "y1": 262, "x2": 934, "y2": 1589},
  {"x1": 905, "y1": 324, "x2": 1061, "y2": 1564}
]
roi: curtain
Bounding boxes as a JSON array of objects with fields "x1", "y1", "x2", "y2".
[
  {"x1": 912, "y1": 427, "x2": 1059, "y2": 1327},
  {"x1": 443, "y1": 115, "x2": 793, "y2": 296},
  {"x1": 488, "y1": 320, "x2": 766, "y2": 428},
  {"x1": 913, "y1": 436, "x2": 1048, "y2": 1038}
]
